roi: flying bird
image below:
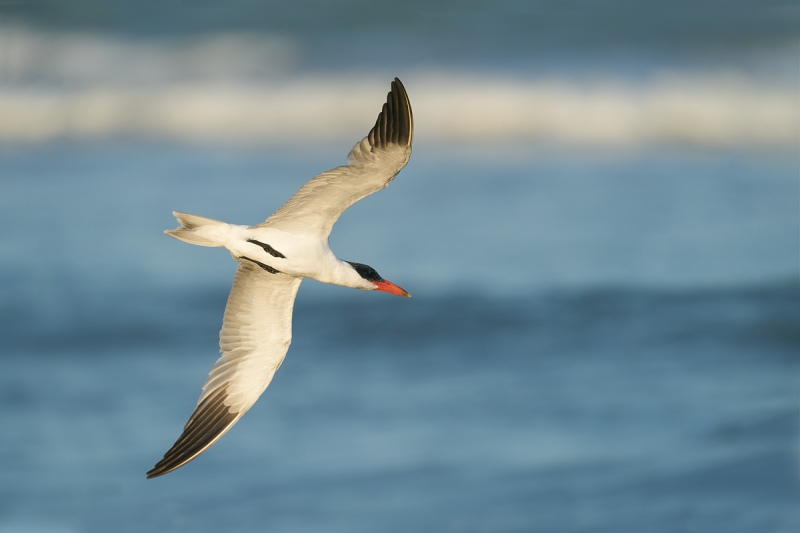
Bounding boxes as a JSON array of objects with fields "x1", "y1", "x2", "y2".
[{"x1": 147, "y1": 78, "x2": 413, "y2": 478}]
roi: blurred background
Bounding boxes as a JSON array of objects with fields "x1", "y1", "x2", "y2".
[{"x1": 1, "y1": 1, "x2": 798, "y2": 532}]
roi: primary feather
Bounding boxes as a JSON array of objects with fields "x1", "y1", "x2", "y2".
[{"x1": 261, "y1": 78, "x2": 413, "y2": 238}]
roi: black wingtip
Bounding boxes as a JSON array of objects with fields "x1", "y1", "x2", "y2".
[
  {"x1": 367, "y1": 77, "x2": 414, "y2": 149},
  {"x1": 146, "y1": 387, "x2": 237, "y2": 479}
]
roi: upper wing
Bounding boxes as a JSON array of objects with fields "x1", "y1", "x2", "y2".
[
  {"x1": 147, "y1": 263, "x2": 303, "y2": 478},
  {"x1": 260, "y1": 77, "x2": 413, "y2": 239}
]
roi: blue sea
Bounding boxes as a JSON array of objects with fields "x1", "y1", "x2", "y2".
[{"x1": 1, "y1": 2, "x2": 799, "y2": 532}]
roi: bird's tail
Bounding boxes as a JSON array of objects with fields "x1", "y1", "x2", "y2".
[{"x1": 165, "y1": 211, "x2": 228, "y2": 247}]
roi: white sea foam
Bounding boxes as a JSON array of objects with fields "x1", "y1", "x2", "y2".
[{"x1": 0, "y1": 26, "x2": 796, "y2": 150}]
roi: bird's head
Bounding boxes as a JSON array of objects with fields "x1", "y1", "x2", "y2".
[{"x1": 345, "y1": 261, "x2": 411, "y2": 297}]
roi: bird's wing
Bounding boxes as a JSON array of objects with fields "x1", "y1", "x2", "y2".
[
  {"x1": 147, "y1": 262, "x2": 303, "y2": 478},
  {"x1": 260, "y1": 77, "x2": 413, "y2": 239}
]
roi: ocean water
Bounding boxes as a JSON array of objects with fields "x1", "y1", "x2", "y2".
[
  {"x1": 1, "y1": 2, "x2": 799, "y2": 532},
  {"x1": 2, "y1": 283, "x2": 798, "y2": 533},
  {"x1": 1, "y1": 142, "x2": 797, "y2": 533}
]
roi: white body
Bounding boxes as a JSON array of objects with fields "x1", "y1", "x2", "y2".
[{"x1": 176, "y1": 221, "x2": 373, "y2": 289}]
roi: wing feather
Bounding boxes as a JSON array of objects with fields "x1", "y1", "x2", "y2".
[
  {"x1": 147, "y1": 263, "x2": 302, "y2": 478},
  {"x1": 261, "y1": 78, "x2": 413, "y2": 238}
]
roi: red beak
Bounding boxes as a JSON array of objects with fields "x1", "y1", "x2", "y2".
[{"x1": 373, "y1": 280, "x2": 411, "y2": 297}]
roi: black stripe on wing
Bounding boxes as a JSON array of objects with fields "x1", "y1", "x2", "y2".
[
  {"x1": 146, "y1": 386, "x2": 238, "y2": 478},
  {"x1": 367, "y1": 77, "x2": 414, "y2": 149}
]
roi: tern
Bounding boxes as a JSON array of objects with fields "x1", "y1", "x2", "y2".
[{"x1": 147, "y1": 78, "x2": 413, "y2": 478}]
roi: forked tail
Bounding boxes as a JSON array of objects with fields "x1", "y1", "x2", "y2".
[{"x1": 165, "y1": 211, "x2": 228, "y2": 247}]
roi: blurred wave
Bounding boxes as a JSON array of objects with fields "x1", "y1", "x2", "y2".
[{"x1": 0, "y1": 26, "x2": 796, "y2": 150}]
